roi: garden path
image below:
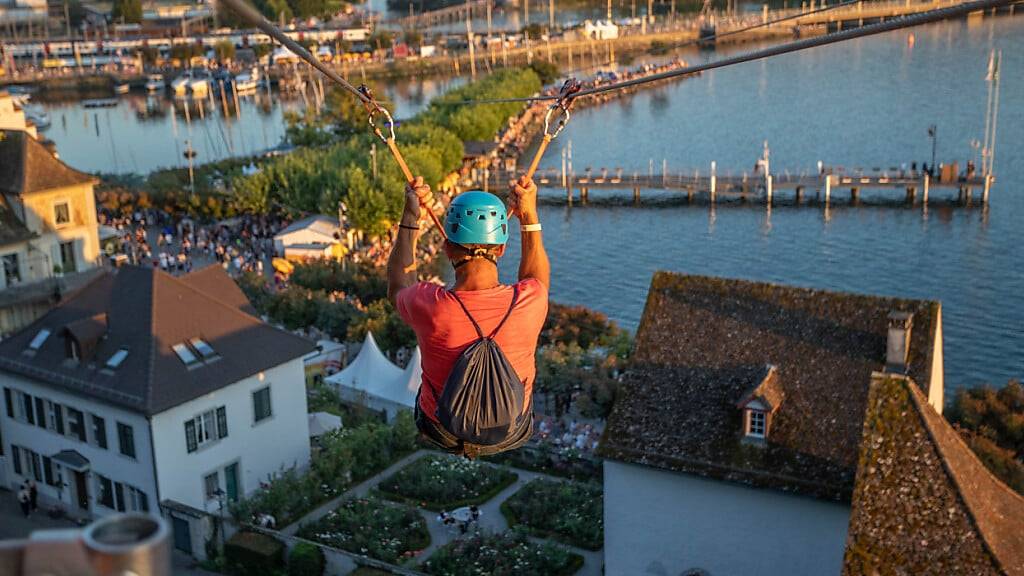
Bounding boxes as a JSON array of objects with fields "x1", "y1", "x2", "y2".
[
  {"x1": 411, "y1": 463, "x2": 603, "y2": 576},
  {"x1": 281, "y1": 448, "x2": 604, "y2": 575},
  {"x1": 279, "y1": 449, "x2": 431, "y2": 536}
]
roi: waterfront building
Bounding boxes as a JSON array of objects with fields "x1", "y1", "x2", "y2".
[
  {"x1": 0, "y1": 129, "x2": 102, "y2": 336},
  {"x1": 600, "y1": 271, "x2": 949, "y2": 575},
  {"x1": 0, "y1": 265, "x2": 314, "y2": 558},
  {"x1": 0, "y1": 91, "x2": 38, "y2": 138}
]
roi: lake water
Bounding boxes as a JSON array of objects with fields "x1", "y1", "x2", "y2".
[
  {"x1": 500, "y1": 15, "x2": 1024, "y2": 393},
  {"x1": 37, "y1": 76, "x2": 466, "y2": 175}
]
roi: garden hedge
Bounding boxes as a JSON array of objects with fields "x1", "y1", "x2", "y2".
[
  {"x1": 500, "y1": 478, "x2": 604, "y2": 550},
  {"x1": 375, "y1": 454, "x2": 518, "y2": 511},
  {"x1": 224, "y1": 531, "x2": 285, "y2": 576},
  {"x1": 288, "y1": 541, "x2": 325, "y2": 576}
]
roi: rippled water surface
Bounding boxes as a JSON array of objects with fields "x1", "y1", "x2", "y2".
[{"x1": 501, "y1": 16, "x2": 1024, "y2": 393}]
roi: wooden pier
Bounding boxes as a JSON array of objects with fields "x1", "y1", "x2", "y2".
[{"x1": 514, "y1": 165, "x2": 995, "y2": 207}]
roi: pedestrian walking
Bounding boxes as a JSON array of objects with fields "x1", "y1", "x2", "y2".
[
  {"x1": 28, "y1": 479, "x2": 38, "y2": 511},
  {"x1": 18, "y1": 487, "x2": 31, "y2": 518}
]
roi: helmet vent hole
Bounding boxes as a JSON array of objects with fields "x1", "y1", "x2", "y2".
[
  {"x1": 478, "y1": 214, "x2": 486, "y2": 220},
  {"x1": 501, "y1": 224, "x2": 507, "y2": 235},
  {"x1": 490, "y1": 211, "x2": 496, "y2": 217},
  {"x1": 465, "y1": 210, "x2": 473, "y2": 216}
]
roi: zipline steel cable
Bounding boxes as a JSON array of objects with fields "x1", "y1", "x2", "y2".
[{"x1": 459, "y1": 0, "x2": 1019, "y2": 104}]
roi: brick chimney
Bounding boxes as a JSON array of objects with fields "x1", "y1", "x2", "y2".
[{"x1": 886, "y1": 311, "x2": 913, "y2": 373}]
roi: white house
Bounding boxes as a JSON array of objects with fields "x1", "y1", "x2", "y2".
[
  {"x1": 325, "y1": 332, "x2": 419, "y2": 422},
  {"x1": 599, "y1": 271, "x2": 946, "y2": 576},
  {"x1": 272, "y1": 214, "x2": 344, "y2": 260},
  {"x1": 0, "y1": 265, "x2": 314, "y2": 558},
  {"x1": 0, "y1": 91, "x2": 39, "y2": 138}
]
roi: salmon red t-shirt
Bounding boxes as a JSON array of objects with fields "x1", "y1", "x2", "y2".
[{"x1": 396, "y1": 279, "x2": 548, "y2": 423}]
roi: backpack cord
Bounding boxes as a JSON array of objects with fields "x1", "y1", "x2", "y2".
[{"x1": 449, "y1": 285, "x2": 520, "y2": 341}]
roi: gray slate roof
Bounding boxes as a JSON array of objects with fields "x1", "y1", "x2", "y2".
[
  {"x1": 844, "y1": 375, "x2": 1024, "y2": 575},
  {"x1": 0, "y1": 265, "x2": 314, "y2": 415},
  {"x1": 599, "y1": 271, "x2": 939, "y2": 501},
  {"x1": 0, "y1": 130, "x2": 95, "y2": 196}
]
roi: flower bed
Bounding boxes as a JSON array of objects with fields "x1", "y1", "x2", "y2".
[
  {"x1": 376, "y1": 454, "x2": 518, "y2": 510},
  {"x1": 500, "y1": 478, "x2": 603, "y2": 550},
  {"x1": 484, "y1": 442, "x2": 602, "y2": 482},
  {"x1": 296, "y1": 496, "x2": 430, "y2": 564},
  {"x1": 424, "y1": 530, "x2": 583, "y2": 576},
  {"x1": 231, "y1": 413, "x2": 418, "y2": 528}
]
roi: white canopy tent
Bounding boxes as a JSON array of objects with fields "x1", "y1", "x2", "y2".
[
  {"x1": 325, "y1": 332, "x2": 421, "y2": 422},
  {"x1": 307, "y1": 411, "x2": 343, "y2": 437}
]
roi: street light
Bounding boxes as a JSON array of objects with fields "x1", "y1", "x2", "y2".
[{"x1": 927, "y1": 124, "x2": 937, "y2": 176}]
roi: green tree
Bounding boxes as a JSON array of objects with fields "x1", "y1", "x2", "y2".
[
  {"x1": 347, "y1": 299, "x2": 416, "y2": 355},
  {"x1": 403, "y1": 28, "x2": 423, "y2": 46},
  {"x1": 948, "y1": 379, "x2": 1024, "y2": 494},
  {"x1": 529, "y1": 59, "x2": 561, "y2": 85},
  {"x1": 111, "y1": 0, "x2": 142, "y2": 23}
]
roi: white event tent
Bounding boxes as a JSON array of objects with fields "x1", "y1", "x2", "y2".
[{"x1": 325, "y1": 332, "x2": 421, "y2": 422}]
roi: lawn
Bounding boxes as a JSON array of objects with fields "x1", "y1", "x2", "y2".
[
  {"x1": 376, "y1": 454, "x2": 518, "y2": 510},
  {"x1": 501, "y1": 478, "x2": 603, "y2": 550},
  {"x1": 296, "y1": 496, "x2": 430, "y2": 564},
  {"x1": 423, "y1": 530, "x2": 583, "y2": 576}
]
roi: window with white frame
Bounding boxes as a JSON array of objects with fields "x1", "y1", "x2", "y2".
[
  {"x1": 53, "y1": 201, "x2": 71, "y2": 227},
  {"x1": 184, "y1": 406, "x2": 228, "y2": 453},
  {"x1": 746, "y1": 410, "x2": 767, "y2": 438},
  {"x1": 97, "y1": 474, "x2": 114, "y2": 508}
]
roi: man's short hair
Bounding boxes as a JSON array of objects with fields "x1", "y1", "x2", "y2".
[{"x1": 446, "y1": 240, "x2": 502, "y2": 267}]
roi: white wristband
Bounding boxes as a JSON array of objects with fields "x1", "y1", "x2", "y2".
[{"x1": 520, "y1": 223, "x2": 542, "y2": 232}]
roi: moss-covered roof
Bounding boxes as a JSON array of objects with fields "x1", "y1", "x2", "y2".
[
  {"x1": 843, "y1": 375, "x2": 1024, "y2": 575},
  {"x1": 598, "y1": 271, "x2": 939, "y2": 502}
]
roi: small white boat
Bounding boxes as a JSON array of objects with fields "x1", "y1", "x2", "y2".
[
  {"x1": 23, "y1": 105, "x2": 50, "y2": 129},
  {"x1": 145, "y1": 74, "x2": 165, "y2": 91},
  {"x1": 234, "y1": 68, "x2": 260, "y2": 92},
  {"x1": 114, "y1": 83, "x2": 130, "y2": 94}
]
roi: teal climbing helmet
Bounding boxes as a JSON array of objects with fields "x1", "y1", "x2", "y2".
[{"x1": 445, "y1": 191, "x2": 509, "y2": 246}]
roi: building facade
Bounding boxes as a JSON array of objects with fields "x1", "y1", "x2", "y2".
[
  {"x1": 0, "y1": 265, "x2": 314, "y2": 558},
  {"x1": 0, "y1": 129, "x2": 102, "y2": 336}
]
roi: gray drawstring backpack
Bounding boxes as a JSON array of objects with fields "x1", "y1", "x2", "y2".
[{"x1": 436, "y1": 286, "x2": 526, "y2": 446}]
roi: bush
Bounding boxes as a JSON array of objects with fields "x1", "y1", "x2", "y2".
[
  {"x1": 232, "y1": 412, "x2": 418, "y2": 527},
  {"x1": 947, "y1": 379, "x2": 1024, "y2": 494},
  {"x1": 288, "y1": 541, "x2": 325, "y2": 576},
  {"x1": 224, "y1": 531, "x2": 286, "y2": 576},
  {"x1": 483, "y1": 443, "x2": 602, "y2": 482},
  {"x1": 376, "y1": 455, "x2": 517, "y2": 510},
  {"x1": 501, "y1": 478, "x2": 603, "y2": 550},
  {"x1": 297, "y1": 496, "x2": 430, "y2": 564},
  {"x1": 424, "y1": 530, "x2": 582, "y2": 575}
]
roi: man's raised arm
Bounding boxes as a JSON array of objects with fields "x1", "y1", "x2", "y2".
[
  {"x1": 510, "y1": 177, "x2": 550, "y2": 290},
  {"x1": 387, "y1": 177, "x2": 432, "y2": 305}
]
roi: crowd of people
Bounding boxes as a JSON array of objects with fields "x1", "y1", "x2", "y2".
[{"x1": 535, "y1": 416, "x2": 602, "y2": 453}]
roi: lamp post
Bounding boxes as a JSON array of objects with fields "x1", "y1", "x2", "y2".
[
  {"x1": 183, "y1": 141, "x2": 197, "y2": 196},
  {"x1": 927, "y1": 124, "x2": 937, "y2": 176}
]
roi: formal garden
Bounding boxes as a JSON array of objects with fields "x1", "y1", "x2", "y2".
[
  {"x1": 230, "y1": 412, "x2": 418, "y2": 527},
  {"x1": 296, "y1": 496, "x2": 430, "y2": 565},
  {"x1": 375, "y1": 454, "x2": 518, "y2": 511},
  {"x1": 501, "y1": 478, "x2": 604, "y2": 550},
  {"x1": 423, "y1": 530, "x2": 584, "y2": 576}
]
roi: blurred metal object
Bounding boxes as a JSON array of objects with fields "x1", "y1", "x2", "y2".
[{"x1": 0, "y1": 513, "x2": 170, "y2": 576}]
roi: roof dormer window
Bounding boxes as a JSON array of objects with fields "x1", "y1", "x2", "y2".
[
  {"x1": 736, "y1": 365, "x2": 783, "y2": 443},
  {"x1": 746, "y1": 409, "x2": 767, "y2": 439}
]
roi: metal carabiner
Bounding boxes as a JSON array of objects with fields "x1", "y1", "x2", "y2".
[
  {"x1": 542, "y1": 78, "x2": 582, "y2": 140},
  {"x1": 357, "y1": 84, "x2": 397, "y2": 143}
]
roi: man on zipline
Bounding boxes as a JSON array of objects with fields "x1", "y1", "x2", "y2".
[{"x1": 388, "y1": 176, "x2": 549, "y2": 458}]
